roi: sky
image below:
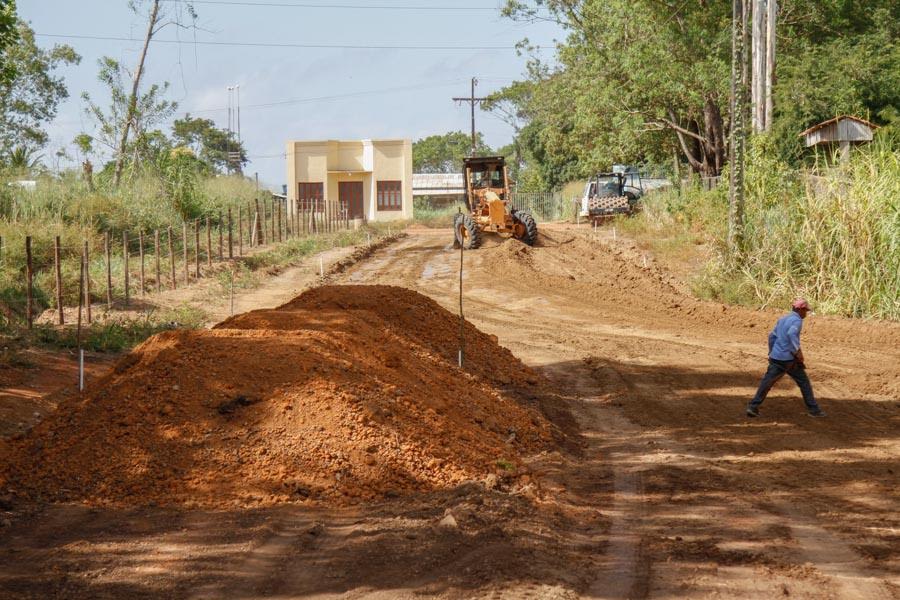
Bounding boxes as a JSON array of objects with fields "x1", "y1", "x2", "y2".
[{"x1": 17, "y1": 0, "x2": 564, "y2": 190}]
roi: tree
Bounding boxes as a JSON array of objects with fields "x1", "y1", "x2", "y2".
[
  {"x1": 500, "y1": 0, "x2": 900, "y2": 181},
  {"x1": 82, "y1": 56, "x2": 177, "y2": 179},
  {"x1": 502, "y1": 0, "x2": 732, "y2": 178},
  {"x1": 413, "y1": 131, "x2": 492, "y2": 173},
  {"x1": 0, "y1": 19, "x2": 79, "y2": 159},
  {"x1": 107, "y1": 0, "x2": 197, "y2": 186},
  {"x1": 172, "y1": 114, "x2": 247, "y2": 172},
  {"x1": 0, "y1": 0, "x2": 17, "y2": 85}
]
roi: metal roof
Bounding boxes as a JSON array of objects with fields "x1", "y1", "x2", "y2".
[{"x1": 798, "y1": 115, "x2": 878, "y2": 137}]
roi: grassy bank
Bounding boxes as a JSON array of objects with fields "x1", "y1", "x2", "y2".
[{"x1": 621, "y1": 140, "x2": 899, "y2": 320}]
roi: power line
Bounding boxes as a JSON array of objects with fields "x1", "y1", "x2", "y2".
[
  {"x1": 188, "y1": 80, "x2": 466, "y2": 114},
  {"x1": 34, "y1": 33, "x2": 520, "y2": 51},
  {"x1": 160, "y1": 0, "x2": 499, "y2": 9}
]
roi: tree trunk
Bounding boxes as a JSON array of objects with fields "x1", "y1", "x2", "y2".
[{"x1": 113, "y1": 0, "x2": 160, "y2": 188}]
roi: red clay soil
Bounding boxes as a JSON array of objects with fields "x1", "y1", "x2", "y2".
[{"x1": 0, "y1": 285, "x2": 553, "y2": 509}]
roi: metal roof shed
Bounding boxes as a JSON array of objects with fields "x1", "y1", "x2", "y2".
[{"x1": 799, "y1": 115, "x2": 879, "y2": 163}]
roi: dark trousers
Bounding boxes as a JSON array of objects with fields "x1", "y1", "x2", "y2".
[{"x1": 749, "y1": 359, "x2": 819, "y2": 411}]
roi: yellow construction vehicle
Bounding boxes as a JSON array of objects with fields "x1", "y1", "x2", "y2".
[{"x1": 453, "y1": 156, "x2": 537, "y2": 249}]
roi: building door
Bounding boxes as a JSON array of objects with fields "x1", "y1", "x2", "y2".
[{"x1": 339, "y1": 181, "x2": 365, "y2": 219}]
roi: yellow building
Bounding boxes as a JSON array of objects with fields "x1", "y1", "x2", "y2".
[{"x1": 285, "y1": 139, "x2": 413, "y2": 222}]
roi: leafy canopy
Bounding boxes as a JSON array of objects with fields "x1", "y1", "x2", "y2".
[
  {"x1": 412, "y1": 131, "x2": 493, "y2": 173},
  {"x1": 0, "y1": 19, "x2": 79, "y2": 160},
  {"x1": 172, "y1": 114, "x2": 247, "y2": 173}
]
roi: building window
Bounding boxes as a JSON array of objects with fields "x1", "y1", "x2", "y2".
[
  {"x1": 297, "y1": 182, "x2": 324, "y2": 211},
  {"x1": 377, "y1": 180, "x2": 402, "y2": 211}
]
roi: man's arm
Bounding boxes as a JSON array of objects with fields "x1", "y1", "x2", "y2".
[{"x1": 787, "y1": 323, "x2": 804, "y2": 365}]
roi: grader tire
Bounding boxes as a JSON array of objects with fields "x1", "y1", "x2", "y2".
[
  {"x1": 455, "y1": 213, "x2": 481, "y2": 249},
  {"x1": 514, "y1": 211, "x2": 538, "y2": 246}
]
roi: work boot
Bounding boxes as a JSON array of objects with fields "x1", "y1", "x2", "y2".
[{"x1": 746, "y1": 406, "x2": 760, "y2": 418}]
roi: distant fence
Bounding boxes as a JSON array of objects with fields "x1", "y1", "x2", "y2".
[
  {"x1": 2, "y1": 198, "x2": 356, "y2": 330},
  {"x1": 509, "y1": 191, "x2": 574, "y2": 222}
]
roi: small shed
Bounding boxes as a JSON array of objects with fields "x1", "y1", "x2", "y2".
[{"x1": 799, "y1": 115, "x2": 879, "y2": 162}]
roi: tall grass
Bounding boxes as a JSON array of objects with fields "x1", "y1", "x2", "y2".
[
  {"x1": 0, "y1": 169, "x2": 275, "y2": 326},
  {"x1": 628, "y1": 139, "x2": 899, "y2": 320}
]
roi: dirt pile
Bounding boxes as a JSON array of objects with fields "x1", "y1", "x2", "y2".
[{"x1": 1, "y1": 285, "x2": 553, "y2": 508}]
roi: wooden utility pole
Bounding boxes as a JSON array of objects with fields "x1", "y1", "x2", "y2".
[
  {"x1": 453, "y1": 77, "x2": 488, "y2": 156},
  {"x1": 751, "y1": 0, "x2": 776, "y2": 132},
  {"x1": 765, "y1": 0, "x2": 776, "y2": 128}
]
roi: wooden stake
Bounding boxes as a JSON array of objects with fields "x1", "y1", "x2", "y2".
[
  {"x1": 205, "y1": 215, "x2": 212, "y2": 267},
  {"x1": 154, "y1": 230, "x2": 161, "y2": 294},
  {"x1": 238, "y1": 206, "x2": 244, "y2": 256},
  {"x1": 54, "y1": 235, "x2": 64, "y2": 324},
  {"x1": 76, "y1": 246, "x2": 84, "y2": 390},
  {"x1": 25, "y1": 236, "x2": 33, "y2": 329},
  {"x1": 105, "y1": 232, "x2": 112, "y2": 308},
  {"x1": 194, "y1": 220, "x2": 201, "y2": 278},
  {"x1": 277, "y1": 201, "x2": 282, "y2": 242},
  {"x1": 228, "y1": 208, "x2": 233, "y2": 259},
  {"x1": 270, "y1": 198, "x2": 275, "y2": 242},
  {"x1": 218, "y1": 211, "x2": 224, "y2": 260},
  {"x1": 138, "y1": 230, "x2": 145, "y2": 296},
  {"x1": 168, "y1": 226, "x2": 176, "y2": 290},
  {"x1": 123, "y1": 231, "x2": 130, "y2": 307},
  {"x1": 182, "y1": 223, "x2": 189, "y2": 284},
  {"x1": 83, "y1": 240, "x2": 92, "y2": 324}
]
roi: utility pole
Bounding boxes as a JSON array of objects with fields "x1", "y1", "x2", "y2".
[
  {"x1": 751, "y1": 0, "x2": 776, "y2": 132},
  {"x1": 453, "y1": 77, "x2": 488, "y2": 156}
]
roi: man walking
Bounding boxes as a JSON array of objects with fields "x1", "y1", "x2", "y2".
[{"x1": 746, "y1": 298, "x2": 826, "y2": 418}]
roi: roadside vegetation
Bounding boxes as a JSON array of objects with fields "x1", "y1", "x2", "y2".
[{"x1": 621, "y1": 139, "x2": 899, "y2": 320}]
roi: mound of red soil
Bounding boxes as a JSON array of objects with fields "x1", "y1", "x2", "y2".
[{"x1": 1, "y1": 285, "x2": 552, "y2": 508}]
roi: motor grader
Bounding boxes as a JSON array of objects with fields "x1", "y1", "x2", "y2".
[{"x1": 453, "y1": 156, "x2": 537, "y2": 249}]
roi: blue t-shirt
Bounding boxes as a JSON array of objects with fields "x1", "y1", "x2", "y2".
[{"x1": 768, "y1": 312, "x2": 803, "y2": 360}]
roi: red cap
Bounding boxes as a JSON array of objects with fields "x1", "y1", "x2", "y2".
[{"x1": 791, "y1": 298, "x2": 810, "y2": 310}]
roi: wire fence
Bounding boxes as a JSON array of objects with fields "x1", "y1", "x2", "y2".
[
  {"x1": 509, "y1": 191, "x2": 575, "y2": 222},
  {"x1": 1, "y1": 198, "x2": 357, "y2": 330}
]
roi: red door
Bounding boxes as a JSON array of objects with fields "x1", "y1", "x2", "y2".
[{"x1": 338, "y1": 181, "x2": 365, "y2": 219}]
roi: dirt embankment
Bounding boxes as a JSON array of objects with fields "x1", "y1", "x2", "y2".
[{"x1": 1, "y1": 285, "x2": 555, "y2": 508}]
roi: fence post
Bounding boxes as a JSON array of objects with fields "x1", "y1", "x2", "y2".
[
  {"x1": 182, "y1": 223, "x2": 189, "y2": 285},
  {"x1": 167, "y1": 226, "x2": 176, "y2": 290},
  {"x1": 218, "y1": 211, "x2": 224, "y2": 260},
  {"x1": 270, "y1": 198, "x2": 275, "y2": 242},
  {"x1": 54, "y1": 235, "x2": 64, "y2": 324},
  {"x1": 194, "y1": 220, "x2": 201, "y2": 278},
  {"x1": 238, "y1": 206, "x2": 244, "y2": 256},
  {"x1": 105, "y1": 232, "x2": 112, "y2": 308},
  {"x1": 138, "y1": 230, "x2": 145, "y2": 296},
  {"x1": 228, "y1": 208, "x2": 233, "y2": 259},
  {"x1": 205, "y1": 215, "x2": 212, "y2": 267},
  {"x1": 83, "y1": 240, "x2": 92, "y2": 324},
  {"x1": 25, "y1": 236, "x2": 33, "y2": 329},
  {"x1": 154, "y1": 230, "x2": 161, "y2": 294},
  {"x1": 123, "y1": 231, "x2": 130, "y2": 307},
  {"x1": 255, "y1": 199, "x2": 263, "y2": 246},
  {"x1": 277, "y1": 201, "x2": 282, "y2": 242}
]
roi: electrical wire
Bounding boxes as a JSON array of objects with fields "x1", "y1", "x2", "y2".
[
  {"x1": 34, "y1": 33, "x2": 522, "y2": 51},
  {"x1": 160, "y1": 0, "x2": 499, "y2": 9},
  {"x1": 187, "y1": 79, "x2": 466, "y2": 114}
]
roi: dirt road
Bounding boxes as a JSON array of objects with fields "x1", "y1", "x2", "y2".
[{"x1": 1, "y1": 225, "x2": 898, "y2": 598}]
